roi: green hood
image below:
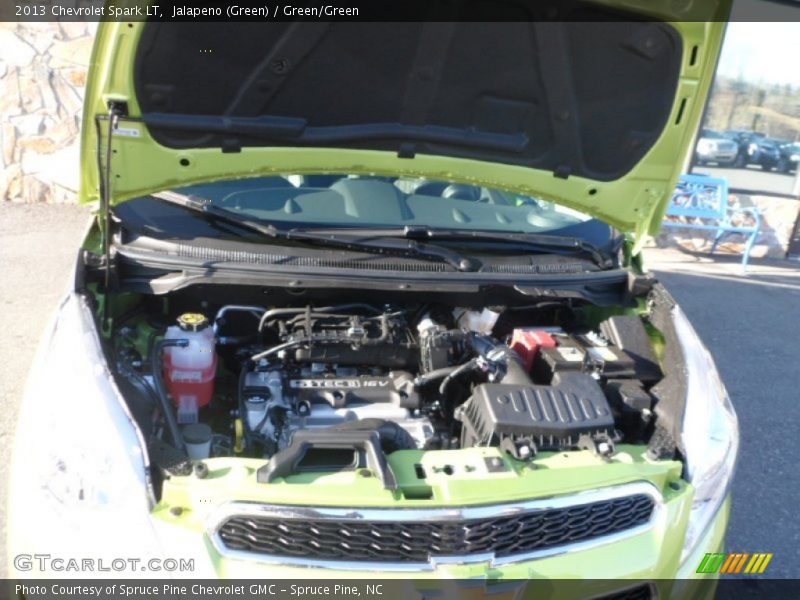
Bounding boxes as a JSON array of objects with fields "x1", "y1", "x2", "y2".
[{"x1": 80, "y1": 3, "x2": 729, "y2": 250}]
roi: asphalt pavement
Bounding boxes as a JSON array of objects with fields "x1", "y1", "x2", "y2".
[
  {"x1": 694, "y1": 164, "x2": 799, "y2": 196},
  {"x1": 644, "y1": 247, "x2": 800, "y2": 579},
  {"x1": 0, "y1": 202, "x2": 93, "y2": 578},
  {"x1": 1, "y1": 203, "x2": 799, "y2": 579}
]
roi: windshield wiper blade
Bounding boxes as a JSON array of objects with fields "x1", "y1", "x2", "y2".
[
  {"x1": 150, "y1": 192, "x2": 476, "y2": 272},
  {"x1": 400, "y1": 226, "x2": 613, "y2": 268},
  {"x1": 305, "y1": 225, "x2": 612, "y2": 268},
  {"x1": 152, "y1": 190, "x2": 280, "y2": 238},
  {"x1": 284, "y1": 230, "x2": 477, "y2": 272},
  {"x1": 150, "y1": 192, "x2": 604, "y2": 271}
]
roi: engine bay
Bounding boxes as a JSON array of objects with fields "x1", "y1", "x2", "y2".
[{"x1": 106, "y1": 287, "x2": 668, "y2": 486}]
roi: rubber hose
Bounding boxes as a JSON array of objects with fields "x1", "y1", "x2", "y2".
[
  {"x1": 237, "y1": 362, "x2": 256, "y2": 450},
  {"x1": 151, "y1": 338, "x2": 189, "y2": 452},
  {"x1": 329, "y1": 418, "x2": 417, "y2": 453},
  {"x1": 438, "y1": 358, "x2": 481, "y2": 396},
  {"x1": 413, "y1": 365, "x2": 460, "y2": 388}
]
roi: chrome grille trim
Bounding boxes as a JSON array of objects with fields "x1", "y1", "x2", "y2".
[{"x1": 207, "y1": 481, "x2": 664, "y2": 571}]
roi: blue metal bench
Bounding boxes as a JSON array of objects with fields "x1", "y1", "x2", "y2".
[{"x1": 661, "y1": 173, "x2": 761, "y2": 271}]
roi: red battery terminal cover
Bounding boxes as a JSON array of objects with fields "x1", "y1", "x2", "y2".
[{"x1": 510, "y1": 328, "x2": 557, "y2": 371}]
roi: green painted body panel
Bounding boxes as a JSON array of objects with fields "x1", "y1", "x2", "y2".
[
  {"x1": 80, "y1": 7, "x2": 730, "y2": 249},
  {"x1": 148, "y1": 444, "x2": 730, "y2": 580},
  {"x1": 157, "y1": 446, "x2": 682, "y2": 520}
]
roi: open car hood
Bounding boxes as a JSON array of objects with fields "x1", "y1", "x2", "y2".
[{"x1": 80, "y1": 2, "x2": 730, "y2": 247}]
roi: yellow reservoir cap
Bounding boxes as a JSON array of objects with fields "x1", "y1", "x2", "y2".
[{"x1": 177, "y1": 312, "x2": 209, "y2": 332}]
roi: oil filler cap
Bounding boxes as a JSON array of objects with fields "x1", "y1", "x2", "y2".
[{"x1": 177, "y1": 312, "x2": 209, "y2": 332}]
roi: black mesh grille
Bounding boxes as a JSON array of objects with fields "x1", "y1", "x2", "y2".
[{"x1": 217, "y1": 494, "x2": 654, "y2": 563}]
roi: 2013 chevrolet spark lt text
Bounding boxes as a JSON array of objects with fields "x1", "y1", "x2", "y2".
[{"x1": 7, "y1": 3, "x2": 738, "y2": 596}]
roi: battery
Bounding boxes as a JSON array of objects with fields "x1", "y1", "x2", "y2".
[
  {"x1": 509, "y1": 328, "x2": 558, "y2": 371},
  {"x1": 536, "y1": 336, "x2": 637, "y2": 380}
]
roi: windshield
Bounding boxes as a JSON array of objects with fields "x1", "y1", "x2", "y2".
[
  {"x1": 172, "y1": 175, "x2": 595, "y2": 236},
  {"x1": 777, "y1": 141, "x2": 800, "y2": 151},
  {"x1": 702, "y1": 129, "x2": 725, "y2": 139}
]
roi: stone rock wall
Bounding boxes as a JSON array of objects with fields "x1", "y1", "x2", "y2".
[{"x1": 0, "y1": 23, "x2": 96, "y2": 203}]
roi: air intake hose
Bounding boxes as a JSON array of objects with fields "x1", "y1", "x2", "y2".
[
  {"x1": 469, "y1": 333, "x2": 533, "y2": 386},
  {"x1": 329, "y1": 418, "x2": 417, "y2": 453}
]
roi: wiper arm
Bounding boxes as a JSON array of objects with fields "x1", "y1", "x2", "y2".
[
  {"x1": 150, "y1": 192, "x2": 476, "y2": 272},
  {"x1": 401, "y1": 225, "x2": 613, "y2": 268},
  {"x1": 297, "y1": 225, "x2": 611, "y2": 268},
  {"x1": 284, "y1": 230, "x2": 477, "y2": 272},
  {"x1": 152, "y1": 190, "x2": 280, "y2": 238}
]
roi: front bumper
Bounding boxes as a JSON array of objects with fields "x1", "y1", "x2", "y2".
[
  {"x1": 149, "y1": 452, "x2": 728, "y2": 587},
  {"x1": 8, "y1": 442, "x2": 731, "y2": 586},
  {"x1": 705, "y1": 151, "x2": 737, "y2": 163},
  {"x1": 697, "y1": 147, "x2": 737, "y2": 163}
]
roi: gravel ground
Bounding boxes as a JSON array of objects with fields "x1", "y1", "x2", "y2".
[{"x1": 1, "y1": 203, "x2": 798, "y2": 579}]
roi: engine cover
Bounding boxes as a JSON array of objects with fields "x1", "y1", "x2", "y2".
[
  {"x1": 294, "y1": 345, "x2": 418, "y2": 369},
  {"x1": 242, "y1": 368, "x2": 433, "y2": 450},
  {"x1": 288, "y1": 372, "x2": 419, "y2": 409},
  {"x1": 279, "y1": 309, "x2": 418, "y2": 368}
]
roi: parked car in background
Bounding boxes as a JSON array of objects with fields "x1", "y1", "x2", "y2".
[
  {"x1": 723, "y1": 130, "x2": 780, "y2": 170},
  {"x1": 694, "y1": 128, "x2": 738, "y2": 166},
  {"x1": 773, "y1": 139, "x2": 800, "y2": 174}
]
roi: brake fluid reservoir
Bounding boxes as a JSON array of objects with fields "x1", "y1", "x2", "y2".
[{"x1": 164, "y1": 313, "x2": 217, "y2": 423}]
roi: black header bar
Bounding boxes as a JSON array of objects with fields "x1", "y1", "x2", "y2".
[{"x1": 2, "y1": 0, "x2": 799, "y2": 23}]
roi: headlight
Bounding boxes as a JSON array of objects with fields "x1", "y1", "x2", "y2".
[
  {"x1": 674, "y1": 306, "x2": 739, "y2": 563},
  {"x1": 791, "y1": 154, "x2": 799, "y2": 161},
  {"x1": 8, "y1": 293, "x2": 162, "y2": 576}
]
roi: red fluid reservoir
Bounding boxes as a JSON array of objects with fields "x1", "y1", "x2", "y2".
[
  {"x1": 510, "y1": 328, "x2": 557, "y2": 371},
  {"x1": 164, "y1": 313, "x2": 217, "y2": 422}
]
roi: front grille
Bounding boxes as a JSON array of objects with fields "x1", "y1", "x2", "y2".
[{"x1": 216, "y1": 494, "x2": 655, "y2": 563}]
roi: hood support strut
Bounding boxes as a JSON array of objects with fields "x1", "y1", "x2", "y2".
[
  {"x1": 95, "y1": 101, "x2": 128, "y2": 288},
  {"x1": 102, "y1": 111, "x2": 117, "y2": 288},
  {"x1": 93, "y1": 101, "x2": 128, "y2": 328}
]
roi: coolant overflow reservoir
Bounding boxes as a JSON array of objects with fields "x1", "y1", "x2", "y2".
[{"x1": 164, "y1": 313, "x2": 218, "y2": 423}]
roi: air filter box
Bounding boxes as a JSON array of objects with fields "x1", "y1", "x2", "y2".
[{"x1": 458, "y1": 372, "x2": 614, "y2": 452}]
